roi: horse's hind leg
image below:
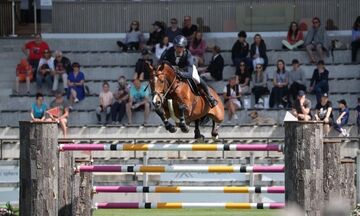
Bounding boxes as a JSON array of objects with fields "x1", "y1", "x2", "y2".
[
  {"x1": 211, "y1": 120, "x2": 220, "y2": 140},
  {"x1": 194, "y1": 120, "x2": 204, "y2": 141},
  {"x1": 178, "y1": 104, "x2": 189, "y2": 133},
  {"x1": 155, "y1": 108, "x2": 176, "y2": 133}
]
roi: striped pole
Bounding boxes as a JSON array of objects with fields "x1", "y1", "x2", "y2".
[
  {"x1": 94, "y1": 202, "x2": 285, "y2": 209},
  {"x1": 76, "y1": 165, "x2": 285, "y2": 173},
  {"x1": 92, "y1": 186, "x2": 285, "y2": 194},
  {"x1": 59, "y1": 143, "x2": 283, "y2": 152}
]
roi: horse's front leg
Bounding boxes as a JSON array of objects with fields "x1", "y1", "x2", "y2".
[
  {"x1": 211, "y1": 120, "x2": 220, "y2": 140},
  {"x1": 154, "y1": 107, "x2": 176, "y2": 133},
  {"x1": 194, "y1": 120, "x2": 204, "y2": 140},
  {"x1": 178, "y1": 104, "x2": 190, "y2": 133}
]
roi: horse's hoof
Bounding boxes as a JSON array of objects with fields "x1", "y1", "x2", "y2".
[
  {"x1": 168, "y1": 127, "x2": 177, "y2": 133},
  {"x1": 165, "y1": 123, "x2": 177, "y2": 133},
  {"x1": 195, "y1": 134, "x2": 205, "y2": 141},
  {"x1": 212, "y1": 134, "x2": 219, "y2": 140},
  {"x1": 180, "y1": 126, "x2": 190, "y2": 133}
]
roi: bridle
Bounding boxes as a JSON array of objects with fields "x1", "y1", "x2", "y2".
[{"x1": 153, "y1": 64, "x2": 178, "y2": 105}]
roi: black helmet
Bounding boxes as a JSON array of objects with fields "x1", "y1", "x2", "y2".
[{"x1": 173, "y1": 35, "x2": 187, "y2": 47}]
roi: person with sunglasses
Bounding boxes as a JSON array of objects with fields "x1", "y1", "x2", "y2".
[
  {"x1": 165, "y1": 18, "x2": 182, "y2": 43},
  {"x1": 117, "y1": 20, "x2": 144, "y2": 52},
  {"x1": 53, "y1": 50, "x2": 71, "y2": 93}
]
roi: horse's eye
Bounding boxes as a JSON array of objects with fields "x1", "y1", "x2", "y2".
[{"x1": 160, "y1": 80, "x2": 164, "y2": 84}]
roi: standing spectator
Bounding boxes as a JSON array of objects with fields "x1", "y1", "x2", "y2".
[
  {"x1": 49, "y1": 91, "x2": 69, "y2": 138},
  {"x1": 334, "y1": 99, "x2": 350, "y2": 137},
  {"x1": 134, "y1": 49, "x2": 153, "y2": 81},
  {"x1": 53, "y1": 50, "x2": 71, "y2": 93},
  {"x1": 117, "y1": 20, "x2": 144, "y2": 52},
  {"x1": 288, "y1": 59, "x2": 306, "y2": 103},
  {"x1": 315, "y1": 93, "x2": 333, "y2": 136},
  {"x1": 96, "y1": 82, "x2": 113, "y2": 124},
  {"x1": 291, "y1": 90, "x2": 312, "y2": 121},
  {"x1": 304, "y1": 17, "x2": 330, "y2": 64},
  {"x1": 67, "y1": 62, "x2": 85, "y2": 105},
  {"x1": 223, "y1": 76, "x2": 242, "y2": 122},
  {"x1": 198, "y1": 45, "x2": 224, "y2": 81},
  {"x1": 235, "y1": 60, "x2": 251, "y2": 94},
  {"x1": 147, "y1": 21, "x2": 165, "y2": 52},
  {"x1": 165, "y1": 18, "x2": 182, "y2": 43},
  {"x1": 189, "y1": 31, "x2": 207, "y2": 66},
  {"x1": 111, "y1": 76, "x2": 130, "y2": 124},
  {"x1": 251, "y1": 64, "x2": 269, "y2": 108},
  {"x1": 126, "y1": 79, "x2": 150, "y2": 125},
  {"x1": 270, "y1": 59, "x2": 289, "y2": 109},
  {"x1": 356, "y1": 97, "x2": 360, "y2": 134},
  {"x1": 36, "y1": 49, "x2": 55, "y2": 91},
  {"x1": 196, "y1": 17, "x2": 210, "y2": 32},
  {"x1": 182, "y1": 16, "x2": 198, "y2": 41},
  {"x1": 30, "y1": 92, "x2": 47, "y2": 122},
  {"x1": 309, "y1": 60, "x2": 329, "y2": 104},
  {"x1": 250, "y1": 34, "x2": 268, "y2": 70},
  {"x1": 351, "y1": 16, "x2": 360, "y2": 62},
  {"x1": 15, "y1": 58, "x2": 33, "y2": 94},
  {"x1": 22, "y1": 33, "x2": 50, "y2": 79},
  {"x1": 282, "y1": 21, "x2": 304, "y2": 50},
  {"x1": 231, "y1": 31, "x2": 251, "y2": 69},
  {"x1": 155, "y1": 36, "x2": 173, "y2": 60}
]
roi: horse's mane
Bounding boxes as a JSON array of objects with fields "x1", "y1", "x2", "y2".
[{"x1": 158, "y1": 61, "x2": 176, "y2": 73}]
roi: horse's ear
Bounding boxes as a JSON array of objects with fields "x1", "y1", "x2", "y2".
[{"x1": 158, "y1": 62, "x2": 165, "y2": 71}]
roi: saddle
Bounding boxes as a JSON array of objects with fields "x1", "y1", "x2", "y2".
[{"x1": 175, "y1": 70, "x2": 201, "y2": 96}]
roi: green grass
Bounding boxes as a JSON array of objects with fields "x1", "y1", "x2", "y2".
[{"x1": 93, "y1": 209, "x2": 280, "y2": 216}]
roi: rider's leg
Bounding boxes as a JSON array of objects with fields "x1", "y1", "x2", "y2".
[{"x1": 199, "y1": 77, "x2": 218, "y2": 107}]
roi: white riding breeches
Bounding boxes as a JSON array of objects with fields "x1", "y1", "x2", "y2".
[{"x1": 192, "y1": 65, "x2": 201, "y2": 84}]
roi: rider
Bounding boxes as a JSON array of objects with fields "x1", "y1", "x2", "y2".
[{"x1": 160, "y1": 35, "x2": 218, "y2": 107}]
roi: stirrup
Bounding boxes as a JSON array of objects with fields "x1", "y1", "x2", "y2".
[{"x1": 206, "y1": 95, "x2": 218, "y2": 108}]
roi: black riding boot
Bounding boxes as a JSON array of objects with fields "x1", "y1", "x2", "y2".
[{"x1": 199, "y1": 78, "x2": 218, "y2": 107}]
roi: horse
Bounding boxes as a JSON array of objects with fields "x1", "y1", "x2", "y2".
[{"x1": 149, "y1": 61, "x2": 224, "y2": 140}]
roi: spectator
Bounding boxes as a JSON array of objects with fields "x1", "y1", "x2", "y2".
[
  {"x1": 53, "y1": 50, "x2": 71, "y2": 93},
  {"x1": 351, "y1": 16, "x2": 360, "y2": 62},
  {"x1": 36, "y1": 49, "x2": 54, "y2": 91},
  {"x1": 196, "y1": 17, "x2": 210, "y2": 32},
  {"x1": 309, "y1": 60, "x2": 329, "y2": 104},
  {"x1": 117, "y1": 20, "x2": 144, "y2": 52},
  {"x1": 334, "y1": 99, "x2": 350, "y2": 137},
  {"x1": 304, "y1": 17, "x2": 330, "y2": 64},
  {"x1": 198, "y1": 45, "x2": 224, "y2": 81},
  {"x1": 67, "y1": 62, "x2": 85, "y2": 105},
  {"x1": 288, "y1": 59, "x2": 306, "y2": 103},
  {"x1": 235, "y1": 60, "x2": 251, "y2": 94},
  {"x1": 356, "y1": 97, "x2": 360, "y2": 134},
  {"x1": 165, "y1": 18, "x2": 182, "y2": 43},
  {"x1": 250, "y1": 34, "x2": 268, "y2": 70},
  {"x1": 49, "y1": 91, "x2": 69, "y2": 138},
  {"x1": 22, "y1": 33, "x2": 50, "y2": 79},
  {"x1": 134, "y1": 49, "x2": 153, "y2": 81},
  {"x1": 147, "y1": 21, "x2": 165, "y2": 51},
  {"x1": 223, "y1": 76, "x2": 241, "y2": 122},
  {"x1": 251, "y1": 63, "x2": 269, "y2": 109},
  {"x1": 155, "y1": 36, "x2": 173, "y2": 60},
  {"x1": 182, "y1": 16, "x2": 198, "y2": 41},
  {"x1": 282, "y1": 21, "x2": 304, "y2": 50},
  {"x1": 111, "y1": 76, "x2": 130, "y2": 124},
  {"x1": 15, "y1": 58, "x2": 33, "y2": 94},
  {"x1": 270, "y1": 59, "x2": 289, "y2": 109},
  {"x1": 126, "y1": 79, "x2": 150, "y2": 125},
  {"x1": 231, "y1": 31, "x2": 251, "y2": 69},
  {"x1": 291, "y1": 90, "x2": 311, "y2": 121},
  {"x1": 30, "y1": 92, "x2": 47, "y2": 122},
  {"x1": 96, "y1": 82, "x2": 113, "y2": 124},
  {"x1": 189, "y1": 31, "x2": 207, "y2": 66},
  {"x1": 325, "y1": 19, "x2": 339, "y2": 30},
  {"x1": 315, "y1": 93, "x2": 333, "y2": 136}
]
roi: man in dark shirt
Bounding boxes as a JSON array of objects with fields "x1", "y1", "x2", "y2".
[
  {"x1": 231, "y1": 31, "x2": 251, "y2": 69},
  {"x1": 182, "y1": 16, "x2": 198, "y2": 41},
  {"x1": 199, "y1": 46, "x2": 224, "y2": 81},
  {"x1": 134, "y1": 49, "x2": 153, "y2": 81},
  {"x1": 334, "y1": 99, "x2": 350, "y2": 137},
  {"x1": 166, "y1": 18, "x2": 182, "y2": 42},
  {"x1": 315, "y1": 93, "x2": 333, "y2": 135},
  {"x1": 53, "y1": 50, "x2": 72, "y2": 93},
  {"x1": 147, "y1": 21, "x2": 165, "y2": 51},
  {"x1": 291, "y1": 90, "x2": 312, "y2": 121}
]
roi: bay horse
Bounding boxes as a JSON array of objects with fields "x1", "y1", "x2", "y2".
[{"x1": 149, "y1": 61, "x2": 224, "y2": 140}]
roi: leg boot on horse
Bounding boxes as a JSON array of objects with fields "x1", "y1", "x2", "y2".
[
  {"x1": 194, "y1": 120, "x2": 205, "y2": 141},
  {"x1": 155, "y1": 107, "x2": 176, "y2": 133}
]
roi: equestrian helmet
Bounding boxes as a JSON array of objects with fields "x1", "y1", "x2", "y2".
[{"x1": 173, "y1": 35, "x2": 188, "y2": 47}]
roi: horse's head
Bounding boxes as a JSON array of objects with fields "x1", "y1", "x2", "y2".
[{"x1": 152, "y1": 62, "x2": 177, "y2": 109}]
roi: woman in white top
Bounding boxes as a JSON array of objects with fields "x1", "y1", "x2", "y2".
[
  {"x1": 155, "y1": 36, "x2": 173, "y2": 60},
  {"x1": 223, "y1": 76, "x2": 242, "y2": 122}
]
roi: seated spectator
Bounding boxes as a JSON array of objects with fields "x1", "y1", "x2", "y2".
[
  {"x1": 155, "y1": 36, "x2": 173, "y2": 60},
  {"x1": 356, "y1": 97, "x2": 360, "y2": 134},
  {"x1": 30, "y1": 92, "x2": 47, "y2": 122},
  {"x1": 111, "y1": 76, "x2": 130, "y2": 124},
  {"x1": 166, "y1": 18, "x2": 182, "y2": 43},
  {"x1": 96, "y1": 82, "x2": 113, "y2": 124},
  {"x1": 270, "y1": 59, "x2": 289, "y2": 109},
  {"x1": 334, "y1": 99, "x2": 350, "y2": 137},
  {"x1": 198, "y1": 45, "x2": 224, "y2": 81},
  {"x1": 36, "y1": 49, "x2": 54, "y2": 91},
  {"x1": 250, "y1": 34, "x2": 268, "y2": 70},
  {"x1": 288, "y1": 59, "x2": 306, "y2": 103},
  {"x1": 309, "y1": 60, "x2": 329, "y2": 104},
  {"x1": 315, "y1": 93, "x2": 333, "y2": 136},
  {"x1": 196, "y1": 17, "x2": 210, "y2": 32},
  {"x1": 126, "y1": 79, "x2": 150, "y2": 125},
  {"x1": 282, "y1": 21, "x2": 304, "y2": 50},
  {"x1": 22, "y1": 33, "x2": 50, "y2": 79},
  {"x1": 235, "y1": 60, "x2": 251, "y2": 94},
  {"x1": 223, "y1": 76, "x2": 242, "y2": 122},
  {"x1": 351, "y1": 16, "x2": 360, "y2": 62},
  {"x1": 134, "y1": 49, "x2": 153, "y2": 81},
  {"x1": 291, "y1": 90, "x2": 311, "y2": 121},
  {"x1": 15, "y1": 58, "x2": 33, "y2": 94},
  {"x1": 147, "y1": 21, "x2": 165, "y2": 52},
  {"x1": 304, "y1": 17, "x2": 330, "y2": 64},
  {"x1": 231, "y1": 31, "x2": 251, "y2": 69},
  {"x1": 67, "y1": 62, "x2": 85, "y2": 105},
  {"x1": 251, "y1": 63, "x2": 269, "y2": 109},
  {"x1": 325, "y1": 19, "x2": 339, "y2": 30},
  {"x1": 49, "y1": 91, "x2": 69, "y2": 138},
  {"x1": 117, "y1": 20, "x2": 144, "y2": 52},
  {"x1": 182, "y1": 16, "x2": 198, "y2": 41},
  {"x1": 189, "y1": 31, "x2": 207, "y2": 66},
  {"x1": 53, "y1": 50, "x2": 71, "y2": 93}
]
